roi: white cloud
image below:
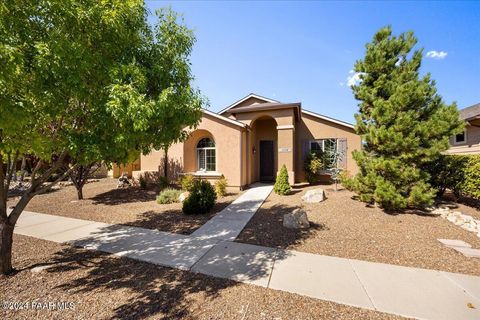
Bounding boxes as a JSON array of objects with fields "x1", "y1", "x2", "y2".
[
  {"x1": 347, "y1": 70, "x2": 363, "y2": 86},
  {"x1": 426, "y1": 50, "x2": 448, "y2": 59}
]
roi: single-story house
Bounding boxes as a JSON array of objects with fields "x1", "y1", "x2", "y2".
[
  {"x1": 446, "y1": 103, "x2": 480, "y2": 155},
  {"x1": 135, "y1": 93, "x2": 361, "y2": 190}
]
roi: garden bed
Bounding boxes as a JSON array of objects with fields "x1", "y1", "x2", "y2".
[
  {"x1": 1, "y1": 234, "x2": 403, "y2": 320},
  {"x1": 7, "y1": 178, "x2": 240, "y2": 235},
  {"x1": 236, "y1": 184, "x2": 480, "y2": 276}
]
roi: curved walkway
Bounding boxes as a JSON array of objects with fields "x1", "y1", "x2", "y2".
[{"x1": 12, "y1": 184, "x2": 480, "y2": 320}]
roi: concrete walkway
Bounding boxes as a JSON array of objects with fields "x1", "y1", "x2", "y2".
[{"x1": 10, "y1": 184, "x2": 480, "y2": 320}]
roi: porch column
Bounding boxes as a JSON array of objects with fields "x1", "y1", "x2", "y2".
[{"x1": 277, "y1": 125, "x2": 295, "y2": 185}]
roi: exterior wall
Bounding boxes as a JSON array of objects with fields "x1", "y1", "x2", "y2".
[
  {"x1": 446, "y1": 125, "x2": 480, "y2": 155},
  {"x1": 295, "y1": 112, "x2": 361, "y2": 182},
  {"x1": 138, "y1": 112, "x2": 245, "y2": 188},
  {"x1": 235, "y1": 109, "x2": 296, "y2": 184}
]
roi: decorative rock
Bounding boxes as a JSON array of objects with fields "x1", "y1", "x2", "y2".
[
  {"x1": 283, "y1": 208, "x2": 310, "y2": 229},
  {"x1": 301, "y1": 189, "x2": 326, "y2": 203},
  {"x1": 178, "y1": 191, "x2": 190, "y2": 203},
  {"x1": 31, "y1": 264, "x2": 54, "y2": 273},
  {"x1": 117, "y1": 173, "x2": 131, "y2": 189}
]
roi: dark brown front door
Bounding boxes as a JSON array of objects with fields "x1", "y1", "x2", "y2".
[{"x1": 260, "y1": 140, "x2": 274, "y2": 181}]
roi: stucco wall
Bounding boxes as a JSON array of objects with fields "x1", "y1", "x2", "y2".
[
  {"x1": 446, "y1": 125, "x2": 480, "y2": 155},
  {"x1": 295, "y1": 112, "x2": 361, "y2": 182},
  {"x1": 140, "y1": 112, "x2": 245, "y2": 187}
]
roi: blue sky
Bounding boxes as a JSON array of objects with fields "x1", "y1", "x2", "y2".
[{"x1": 146, "y1": 1, "x2": 480, "y2": 123}]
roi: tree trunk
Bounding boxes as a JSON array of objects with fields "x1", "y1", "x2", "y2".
[
  {"x1": 19, "y1": 157, "x2": 26, "y2": 183},
  {"x1": 163, "y1": 148, "x2": 168, "y2": 179},
  {"x1": 77, "y1": 187, "x2": 84, "y2": 200},
  {"x1": 0, "y1": 222, "x2": 14, "y2": 275}
]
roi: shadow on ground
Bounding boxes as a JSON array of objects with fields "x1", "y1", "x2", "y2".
[
  {"x1": 91, "y1": 186, "x2": 159, "y2": 205},
  {"x1": 236, "y1": 202, "x2": 327, "y2": 249}
]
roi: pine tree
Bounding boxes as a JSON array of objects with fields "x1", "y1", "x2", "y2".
[{"x1": 348, "y1": 26, "x2": 464, "y2": 211}]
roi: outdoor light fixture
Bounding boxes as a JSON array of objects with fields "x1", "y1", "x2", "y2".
[{"x1": 252, "y1": 146, "x2": 256, "y2": 155}]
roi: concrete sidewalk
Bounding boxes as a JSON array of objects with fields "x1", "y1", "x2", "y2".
[{"x1": 10, "y1": 184, "x2": 480, "y2": 320}]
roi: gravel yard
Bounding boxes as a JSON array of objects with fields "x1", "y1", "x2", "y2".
[
  {"x1": 7, "y1": 178, "x2": 240, "y2": 235},
  {"x1": 236, "y1": 184, "x2": 480, "y2": 276},
  {"x1": 0, "y1": 235, "x2": 404, "y2": 320}
]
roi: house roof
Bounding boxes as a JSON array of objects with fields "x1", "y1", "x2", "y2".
[
  {"x1": 202, "y1": 109, "x2": 247, "y2": 128},
  {"x1": 459, "y1": 103, "x2": 480, "y2": 121},
  {"x1": 229, "y1": 102, "x2": 302, "y2": 121},
  {"x1": 218, "y1": 93, "x2": 279, "y2": 114},
  {"x1": 302, "y1": 109, "x2": 355, "y2": 129}
]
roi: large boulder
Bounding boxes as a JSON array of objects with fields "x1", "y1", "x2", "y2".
[
  {"x1": 283, "y1": 208, "x2": 310, "y2": 229},
  {"x1": 302, "y1": 188, "x2": 325, "y2": 203}
]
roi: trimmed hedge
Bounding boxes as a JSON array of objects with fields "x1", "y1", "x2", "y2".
[{"x1": 424, "y1": 154, "x2": 480, "y2": 199}]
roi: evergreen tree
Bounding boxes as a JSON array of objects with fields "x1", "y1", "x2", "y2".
[
  {"x1": 348, "y1": 26, "x2": 463, "y2": 211},
  {"x1": 274, "y1": 165, "x2": 291, "y2": 195}
]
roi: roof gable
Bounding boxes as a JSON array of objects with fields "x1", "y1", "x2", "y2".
[{"x1": 219, "y1": 93, "x2": 279, "y2": 115}]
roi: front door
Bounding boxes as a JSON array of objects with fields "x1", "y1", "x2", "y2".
[{"x1": 260, "y1": 140, "x2": 274, "y2": 181}]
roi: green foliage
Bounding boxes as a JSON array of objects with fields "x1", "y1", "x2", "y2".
[
  {"x1": 274, "y1": 165, "x2": 291, "y2": 195},
  {"x1": 347, "y1": 26, "x2": 464, "y2": 211},
  {"x1": 424, "y1": 155, "x2": 480, "y2": 199},
  {"x1": 182, "y1": 180, "x2": 217, "y2": 215},
  {"x1": 423, "y1": 155, "x2": 468, "y2": 197},
  {"x1": 180, "y1": 174, "x2": 196, "y2": 191},
  {"x1": 214, "y1": 175, "x2": 228, "y2": 197},
  {"x1": 156, "y1": 188, "x2": 182, "y2": 204},
  {"x1": 158, "y1": 176, "x2": 169, "y2": 190},
  {"x1": 139, "y1": 175, "x2": 147, "y2": 190},
  {"x1": 462, "y1": 155, "x2": 480, "y2": 199},
  {"x1": 304, "y1": 152, "x2": 324, "y2": 184}
]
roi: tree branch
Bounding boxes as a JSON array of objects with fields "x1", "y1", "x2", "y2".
[{"x1": 5, "y1": 150, "x2": 19, "y2": 193}]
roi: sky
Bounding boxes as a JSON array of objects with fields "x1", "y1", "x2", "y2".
[{"x1": 146, "y1": 1, "x2": 480, "y2": 123}]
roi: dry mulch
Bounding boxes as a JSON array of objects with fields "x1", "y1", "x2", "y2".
[
  {"x1": 7, "y1": 179, "x2": 240, "y2": 235},
  {"x1": 237, "y1": 184, "x2": 480, "y2": 276},
  {"x1": 0, "y1": 235, "x2": 404, "y2": 320}
]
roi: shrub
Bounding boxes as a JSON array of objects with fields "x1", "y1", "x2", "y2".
[
  {"x1": 424, "y1": 154, "x2": 480, "y2": 200},
  {"x1": 423, "y1": 155, "x2": 467, "y2": 197},
  {"x1": 461, "y1": 155, "x2": 480, "y2": 199},
  {"x1": 158, "y1": 176, "x2": 169, "y2": 190},
  {"x1": 156, "y1": 188, "x2": 182, "y2": 204},
  {"x1": 304, "y1": 152, "x2": 324, "y2": 184},
  {"x1": 214, "y1": 175, "x2": 228, "y2": 197},
  {"x1": 139, "y1": 175, "x2": 147, "y2": 189},
  {"x1": 180, "y1": 174, "x2": 196, "y2": 191},
  {"x1": 274, "y1": 165, "x2": 291, "y2": 195},
  {"x1": 182, "y1": 179, "x2": 217, "y2": 214}
]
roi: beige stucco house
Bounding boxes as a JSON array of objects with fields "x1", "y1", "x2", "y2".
[
  {"x1": 135, "y1": 93, "x2": 361, "y2": 190},
  {"x1": 446, "y1": 103, "x2": 480, "y2": 155}
]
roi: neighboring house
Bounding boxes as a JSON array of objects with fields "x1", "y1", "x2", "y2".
[
  {"x1": 446, "y1": 103, "x2": 480, "y2": 155},
  {"x1": 136, "y1": 93, "x2": 361, "y2": 190}
]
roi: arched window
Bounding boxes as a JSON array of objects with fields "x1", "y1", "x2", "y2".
[{"x1": 197, "y1": 138, "x2": 216, "y2": 171}]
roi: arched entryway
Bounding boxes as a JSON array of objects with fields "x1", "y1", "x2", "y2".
[{"x1": 250, "y1": 116, "x2": 278, "y2": 182}]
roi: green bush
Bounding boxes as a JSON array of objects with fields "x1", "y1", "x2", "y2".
[
  {"x1": 158, "y1": 176, "x2": 169, "y2": 190},
  {"x1": 304, "y1": 152, "x2": 324, "y2": 184},
  {"x1": 274, "y1": 165, "x2": 291, "y2": 195},
  {"x1": 156, "y1": 188, "x2": 182, "y2": 204},
  {"x1": 139, "y1": 175, "x2": 147, "y2": 189},
  {"x1": 180, "y1": 174, "x2": 196, "y2": 191},
  {"x1": 462, "y1": 155, "x2": 480, "y2": 199},
  {"x1": 424, "y1": 154, "x2": 480, "y2": 200},
  {"x1": 214, "y1": 175, "x2": 228, "y2": 197},
  {"x1": 182, "y1": 179, "x2": 217, "y2": 215}
]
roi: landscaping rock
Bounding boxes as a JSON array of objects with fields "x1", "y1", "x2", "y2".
[
  {"x1": 301, "y1": 189, "x2": 325, "y2": 203},
  {"x1": 438, "y1": 206, "x2": 480, "y2": 237},
  {"x1": 283, "y1": 208, "x2": 310, "y2": 229},
  {"x1": 31, "y1": 264, "x2": 54, "y2": 273},
  {"x1": 178, "y1": 191, "x2": 190, "y2": 203},
  {"x1": 117, "y1": 173, "x2": 131, "y2": 189}
]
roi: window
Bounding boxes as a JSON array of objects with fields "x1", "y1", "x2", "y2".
[
  {"x1": 454, "y1": 131, "x2": 466, "y2": 144},
  {"x1": 308, "y1": 138, "x2": 347, "y2": 171},
  {"x1": 197, "y1": 138, "x2": 216, "y2": 171}
]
